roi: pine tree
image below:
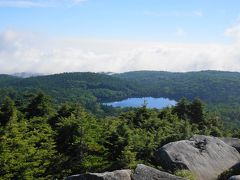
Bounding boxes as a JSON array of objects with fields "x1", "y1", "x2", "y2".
[
  {"x1": 0, "y1": 117, "x2": 56, "y2": 179},
  {"x1": 189, "y1": 98, "x2": 205, "y2": 125},
  {"x1": 0, "y1": 96, "x2": 16, "y2": 126},
  {"x1": 173, "y1": 97, "x2": 189, "y2": 120},
  {"x1": 54, "y1": 104, "x2": 105, "y2": 176},
  {"x1": 25, "y1": 92, "x2": 53, "y2": 118}
]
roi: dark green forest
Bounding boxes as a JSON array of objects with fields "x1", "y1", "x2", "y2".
[
  {"x1": 1, "y1": 71, "x2": 240, "y2": 179},
  {"x1": 114, "y1": 71, "x2": 240, "y2": 127},
  {"x1": 1, "y1": 92, "x2": 235, "y2": 179},
  {"x1": 0, "y1": 72, "x2": 137, "y2": 116},
  {"x1": 1, "y1": 71, "x2": 240, "y2": 127}
]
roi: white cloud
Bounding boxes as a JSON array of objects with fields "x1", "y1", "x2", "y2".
[
  {"x1": 0, "y1": 0, "x2": 87, "y2": 8},
  {"x1": 0, "y1": 29, "x2": 240, "y2": 74},
  {"x1": 176, "y1": 27, "x2": 186, "y2": 37},
  {"x1": 224, "y1": 23, "x2": 240, "y2": 40}
]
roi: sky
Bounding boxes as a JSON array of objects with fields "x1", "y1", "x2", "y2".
[{"x1": 1, "y1": 0, "x2": 240, "y2": 74}]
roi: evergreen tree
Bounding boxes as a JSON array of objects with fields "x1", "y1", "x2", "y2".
[
  {"x1": 25, "y1": 92, "x2": 53, "y2": 118},
  {"x1": 0, "y1": 96, "x2": 16, "y2": 126},
  {"x1": 189, "y1": 98, "x2": 205, "y2": 125},
  {"x1": 133, "y1": 105, "x2": 150, "y2": 127},
  {"x1": 173, "y1": 97, "x2": 190, "y2": 120},
  {"x1": 105, "y1": 122, "x2": 134, "y2": 169},
  {"x1": 0, "y1": 117, "x2": 56, "y2": 179},
  {"x1": 54, "y1": 104, "x2": 105, "y2": 176},
  {"x1": 0, "y1": 93, "x2": 227, "y2": 179},
  {"x1": 49, "y1": 103, "x2": 75, "y2": 129}
]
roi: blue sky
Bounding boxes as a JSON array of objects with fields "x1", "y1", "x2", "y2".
[
  {"x1": 1, "y1": 0, "x2": 239, "y2": 42},
  {"x1": 0, "y1": 0, "x2": 240, "y2": 73}
]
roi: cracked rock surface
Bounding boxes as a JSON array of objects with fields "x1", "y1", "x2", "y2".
[{"x1": 156, "y1": 135, "x2": 240, "y2": 180}]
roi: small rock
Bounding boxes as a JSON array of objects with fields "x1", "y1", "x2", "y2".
[
  {"x1": 65, "y1": 169, "x2": 132, "y2": 180},
  {"x1": 132, "y1": 164, "x2": 185, "y2": 180}
]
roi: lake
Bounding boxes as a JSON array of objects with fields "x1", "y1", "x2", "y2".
[{"x1": 104, "y1": 97, "x2": 177, "y2": 109}]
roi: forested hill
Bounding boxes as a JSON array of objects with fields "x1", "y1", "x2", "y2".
[
  {"x1": 1, "y1": 70, "x2": 240, "y2": 126},
  {"x1": 114, "y1": 70, "x2": 240, "y2": 103},
  {"x1": 1, "y1": 70, "x2": 240, "y2": 104},
  {"x1": 0, "y1": 72, "x2": 137, "y2": 114},
  {"x1": 113, "y1": 70, "x2": 240, "y2": 127}
]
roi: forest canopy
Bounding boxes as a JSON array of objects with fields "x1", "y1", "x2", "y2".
[
  {"x1": 0, "y1": 71, "x2": 240, "y2": 127},
  {"x1": 0, "y1": 92, "x2": 236, "y2": 179}
]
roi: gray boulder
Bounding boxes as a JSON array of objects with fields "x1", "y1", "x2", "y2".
[
  {"x1": 220, "y1": 137, "x2": 240, "y2": 152},
  {"x1": 156, "y1": 135, "x2": 240, "y2": 180},
  {"x1": 65, "y1": 170, "x2": 132, "y2": 180},
  {"x1": 228, "y1": 175, "x2": 240, "y2": 180},
  {"x1": 132, "y1": 164, "x2": 185, "y2": 180}
]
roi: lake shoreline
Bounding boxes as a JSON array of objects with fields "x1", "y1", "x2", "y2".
[{"x1": 103, "y1": 97, "x2": 177, "y2": 109}]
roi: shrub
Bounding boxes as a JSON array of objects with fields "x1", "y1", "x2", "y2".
[{"x1": 175, "y1": 169, "x2": 196, "y2": 180}]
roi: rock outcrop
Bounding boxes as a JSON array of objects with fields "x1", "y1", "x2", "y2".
[
  {"x1": 220, "y1": 137, "x2": 240, "y2": 152},
  {"x1": 66, "y1": 169, "x2": 132, "y2": 180},
  {"x1": 66, "y1": 164, "x2": 185, "y2": 180},
  {"x1": 131, "y1": 164, "x2": 185, "y2": 180},
  {"x1": 156, "y1": 135, "x2": 240, "y2": 180}
]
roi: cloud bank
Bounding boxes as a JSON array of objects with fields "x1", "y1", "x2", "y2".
[{"x1": 0, "y1": 26, "x2": 240, "y2": 74}]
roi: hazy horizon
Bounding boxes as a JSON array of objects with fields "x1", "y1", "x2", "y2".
[
  {"x1": 3, "y1": 69, "x2": 240, "y2": 77},
  {"x1": 1, "y1": 0, "x2": 240, "y2": 73}
]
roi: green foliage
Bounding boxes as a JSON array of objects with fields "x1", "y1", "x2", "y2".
[
  {"x1": 0, "y1": 110, "x2": 56, "y2": 179},
  {"x1": 173, "y1": 97, "x2": 205, "y2": 125},
  {"x1": 114, "y1": 70, "x2": 240, "y2": 105},
  {"x1": 52, "y1": 104, "x2": 106, "y2": 177},
  {"x1": 189, "y1": 98, "x2": 205, "y2": 125},
  {"x1": 172, "y1": 97, "x2": 189, "y2": 120},
  {"x1": 114, "y1": 70, "x2": 240, "y2": 127},
  {"x1": 175, "y1": 169, "x2": 196, "y2": 180},
  {"x1": 25, "y1": 92, "x2": 53, "y2": 118},
  {"x1": 118, "y1": 146, "x2": 137, "y2": 169},
  {"x1": 104, "y1": 122, "x2": 133, "y2": 169},
  {"x1": 173, "y1": 98, "x2": 224, "y2": 136},
  {"x1": 0, "y1": 96, "x2": 16, "y2": 126},
  {"x1": 0, "y1": 93, "x2": 232, "y2": 179},
  {"x1": 1, "y1": 71, "x2": 240, "y2": 126},
  {"x1": 0, "y1": 72, "x2": 137, "y2": 112}
]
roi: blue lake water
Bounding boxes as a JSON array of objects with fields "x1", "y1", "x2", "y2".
[{"x1": 104, "y1": 97, "x2": 177, "y2": 109}]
